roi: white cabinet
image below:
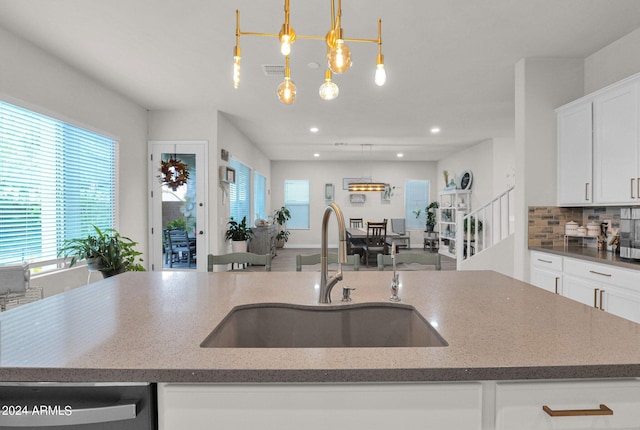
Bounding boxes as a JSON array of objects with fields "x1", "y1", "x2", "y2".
[
  {"x1": 530, "y1": 252, "x2": 640, "y2": 324},
  {"x1": 557, "y1": 73, "x2": 640, "y2": 206},
  {"x1": 557, "y1": 101, "x2": 593, "y2": 205},
  {"x1": 593, "y1": 79, "x2": 640, "y2": 205},
  {"x1": 496, "y1": 380, "x2": 640, "y2": 430},
  {"x1": 438, "y1": 190, "x2": 471, "y2": 259},
  {"x1": 158, "y1": 383, "x2": 483, "y2": 430},
  {"x1": 529, "y1": 251, "x2": 563, "y2": 294}
]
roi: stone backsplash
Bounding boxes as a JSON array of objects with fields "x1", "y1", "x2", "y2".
[{"x1": 528, "y1": 206, "x2": 621, "y2": 247}]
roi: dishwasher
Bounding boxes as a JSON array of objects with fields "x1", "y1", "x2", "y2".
[{"x1": 0, "y1": 382, "x2": 156, "y2": 429}]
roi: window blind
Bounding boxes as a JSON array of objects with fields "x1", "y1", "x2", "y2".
[
  {"x1": 254, "y1": 172, "x2": 266, "y2": 220},
  {"x1": 284, "y1": 180, "x2": 310, "y2": 229},
  {"x1": 405, "y1": 180, "x2": 430, "y2": 229},
  {"x1": 229, "y1": 158, "x2": 251, "y2": 224},
  {"x1": 0, "y1": 101, "x2": 115, "y2": 266}
]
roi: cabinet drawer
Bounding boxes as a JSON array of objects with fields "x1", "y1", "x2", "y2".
[
  {"x1": 496, "y1": 380, "x2": 640, "y2": 430},
  {"x1": 530, "y1": 251, "x2": 563, "y2": 272},
  {"x1": 159, "y1": 383, "x2": 482, "y2": 430},
  {"x1": 564, "y1": 257, "x2": 640, "y2": 290}
]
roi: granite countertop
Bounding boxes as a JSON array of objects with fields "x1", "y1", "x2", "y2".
[
  {"x1": 2, "y1": 270, "x2": 640, "y2": 383},
  {"x1": 529, "y1": 245, "x2": 640, "y2": 271}
]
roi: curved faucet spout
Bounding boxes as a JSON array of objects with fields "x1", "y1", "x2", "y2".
[{"x1": 319, "y1": 203, "x2": 348, "y2": 303}]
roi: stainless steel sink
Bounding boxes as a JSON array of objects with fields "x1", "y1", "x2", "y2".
[{"x1": 200, "y1": 302, "x2": 448, "y2": 348}]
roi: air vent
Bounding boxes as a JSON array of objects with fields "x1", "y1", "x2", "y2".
[{"x1": 262, "y1": 64, "x2": 285, "y2": 77}]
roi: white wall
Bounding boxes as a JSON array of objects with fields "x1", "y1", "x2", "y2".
[
  {"x1": 514, "y1": 58, "x2": 585, "y2": 281},
  {"x1": 270, "y1": 160, "x2": 438, "y2": 248},
  {"x1": 216, "y1": 113, "x2": 271, "y2": 254},
  {"x1": 0, "y1": 26, "x2": 148, "y2": 289},
  {"x1": 585, "y1": 27, "x2": 640, "y2": 94}
]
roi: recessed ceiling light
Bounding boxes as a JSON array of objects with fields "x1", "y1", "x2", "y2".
[
  {"x1": 313, "y1": 153, "x2": 320, "y2": 157},
  {"x1": 310, "y1": 127, "x2": 319, "y2": 133},
  {"x1": 430, "y1": 127, "x2": 441, "y2": 134},
  {"x1": 397, "y1": 153, "x2": 404, "y2": 158}
]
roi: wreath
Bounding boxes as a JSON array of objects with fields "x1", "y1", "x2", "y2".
[{"x1": 160, "y1": 157, "x2": 189, "y2": 191}]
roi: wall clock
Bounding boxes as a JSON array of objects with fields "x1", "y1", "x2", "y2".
[{"x1": 459, "y1": 170, "x2": 473, "y2": 190}]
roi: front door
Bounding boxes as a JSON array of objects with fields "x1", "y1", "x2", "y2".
[{"x1": 148, "y1": 141, "x2": 207, "y2": 272}]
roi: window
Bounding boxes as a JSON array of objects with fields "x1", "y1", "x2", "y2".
[
  {"x1": 284, "y1": 180, "x2": 309, "y2": 229},
  {"x1": 229, "y1": 158, "x2": 251, "y2": 224},
  {"x1": 405, "y1": 180, "x2": 430, "y2": 229},
  {"x1": 253, "y1": 172, "x2": 266, "y2": 221},
  {"x1": 0, "y1": 100, "x2": 115, "y2": 266}
]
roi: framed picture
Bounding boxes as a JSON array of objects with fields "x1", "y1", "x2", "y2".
[
  {"x1": 325, "y1": 183, "x2": 334, "y2": 201},
  {"x1": 343, "y1": 177, "x2": 371, "y2": 190}
]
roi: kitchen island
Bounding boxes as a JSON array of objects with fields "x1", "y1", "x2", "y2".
[
  {"x1": 1, "y1": 270, "x2": 640, "y2": 383},
  {"x1": 3, "y1": 270, "x2": 640, "y2": 429}
]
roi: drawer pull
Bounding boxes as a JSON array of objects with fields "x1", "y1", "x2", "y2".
[
  {"x1": 554, "y1": 277, "x2": 559, "y2": 295},
  {"x1": 589, "y1": 270, "x2": 612, "y2": 277},
  {"x1": 594, "y1": 288, "x2": 599, "y2": 308},
  {"x1": 600, "y1": 289, "x2": 605, "y2": 311},
  {"x1": 543, "y1": 404, "x2": 613, "y2": 417},
  {"x1": 585, "y1": 182, "x2": 590, "y2": 201},
  {"x1": 537, "y1": 259, "x2": 553, "y2": 264},
  {"x1": 632, "y1": 178, "x2": 636, "y2": 199}
]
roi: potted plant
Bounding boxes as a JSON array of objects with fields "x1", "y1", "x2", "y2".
[
  {"x1": 426, "y1": 201, "x2": 439, "y2": 232},
  {"x1": 273, "y1": 206, "x2": 291, "y2": 248},
  {"x1": 225, "y1": 216, "x2": 254, "y2": 252},
  {"x1": 58, "y1": 225, "x2": 145, "y2": 278},
  {"x1": 463, "y1": 216, "x2": 483, "y2": 237},
  {"x1": 165, "y1": 218, "x2": 187, "y2": 230}
]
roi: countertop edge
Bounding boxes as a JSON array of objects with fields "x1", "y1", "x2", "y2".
[{"x1": 3, "y1": 365, "x2": 640, "y2": 383}]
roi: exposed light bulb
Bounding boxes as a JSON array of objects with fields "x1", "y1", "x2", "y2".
[
  {"x1": 277, "y1": 77, "x2": 296, "y2": 104},
  {"x1": 233, "y1": 55, "x2": 241, "y2": 89},
  {"x1": 280, "y1": 34, "x2": 292, "y2": 56},
  {"x1": 319, "y1": 69, "x2": 339, "y2": 100},
  {"x1": 375, "y1": 63, "x2": 386, "y2": 86},
  {"x1": 328, "y1": 39, "x2": 352, "y2": 74}
]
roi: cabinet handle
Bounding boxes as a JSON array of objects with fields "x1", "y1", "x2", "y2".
[
  {"x1": 594, "y1": 288, "x2": 599, "y2": 308},
  {"x1": 589, "y1": 270, "x2": 612, "y2": 277},
  {"x1": 637, "y1": 177, "x2": 639, "y2": 199},
  {"x1": 542, "y1": 404, "x2": 613, "y2": 417},
  {"x1": 554, "y1": 277, "x2": 559, "y2": 295},
  {"x1": 632, "y1": 178, "x2": 636, "y2": 199},
  {"x1": 600, "y1": 289, "x2": 605, "y2": 311},
  {"x1": 537, "y1": 259, "x2": 553, "y2": 264},
  {"x1": 585, "y1": 182, "x2": 590, "y2": 201}
]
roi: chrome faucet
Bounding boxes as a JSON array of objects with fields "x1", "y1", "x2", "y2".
[
  {"x1": 319, "y1": 203, "x2": 348, "y2": 304},
  {"x1": 389, "y1": 242, "x2": 401, "y2": 302}
]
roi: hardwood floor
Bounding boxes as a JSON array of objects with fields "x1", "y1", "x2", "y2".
[{"x1": 250, "y1": 247, "x2": 457, "y2": 272}]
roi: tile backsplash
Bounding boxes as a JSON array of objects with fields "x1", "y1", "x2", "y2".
[{"x1": 528, "y1": 206, "x2": 620, "y2": 247}]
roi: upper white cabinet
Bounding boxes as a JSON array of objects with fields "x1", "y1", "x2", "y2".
[
  {"x1": 593, "y1": 80, "x2": 640, "y2": 205},
  {"x1": 557, "y1": 102, "x2": 593, "y2": 205},
  {"x1": 557, "y1": 73, "x2": 640, "y2": 206}
]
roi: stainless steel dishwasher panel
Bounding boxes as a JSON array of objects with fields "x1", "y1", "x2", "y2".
[{"x1": 0, "y1": 382, "x2": 156, "y2": 429}]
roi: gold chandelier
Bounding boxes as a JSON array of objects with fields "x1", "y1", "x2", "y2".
[{"x1": 233, "y1": 0, "x2": 386, "y2": 104}]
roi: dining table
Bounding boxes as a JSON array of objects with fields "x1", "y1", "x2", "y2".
[{"x1": 346, "y1": 228, "x2": 409, "y2": 250}]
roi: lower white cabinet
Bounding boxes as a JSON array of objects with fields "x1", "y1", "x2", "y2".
[
  {"x1": 530, "y1": 251, "x2": 640, "y2": 324},
  {"x1": 496, "y1": 380, "x2": 640, "y2": 429},
  {"x1": 530, "y1": 252, "x2": 563, "y2": 294},
  {"x1": 158, "y1": 383, "x2": 483, "y2": 430}
]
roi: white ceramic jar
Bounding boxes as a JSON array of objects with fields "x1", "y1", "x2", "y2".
[
  {"x1": 565, "y1": 221, "x2": 579, "y2": 235},
  {"x1": 587, "y1": 222, "x2": 600, "y2": 237}
]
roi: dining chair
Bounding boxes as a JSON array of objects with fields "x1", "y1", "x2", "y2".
[
  {"x1": 207, "y1": 252, "x2": 272, "y2": 272},
  {"x1": 295, "y1": 253, "x2": 360, "y2": 271},
  {"x1": 166, "y1": 229, "x2": 196, "y2": 268},
  {"x1": 377, "y1": 253, "x2": 441, "y2": 271},
  {"x1": 390, "y1": 218, "x2": 410, "y2": 249},
  {"x1": 363, "y1": 221, "x2": 388, "y2": 266},
  {"x1": 349, "y1": 218, "x2": 364, "y2": 228}
]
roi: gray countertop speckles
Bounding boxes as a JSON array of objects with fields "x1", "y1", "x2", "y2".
[{"x1": 1, "y1": 270, "x2": 640, "y2": 383}]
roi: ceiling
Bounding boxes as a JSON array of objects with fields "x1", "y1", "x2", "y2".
[{"x1": 0, "y1": 0, "x2": 639, "y2": 161}]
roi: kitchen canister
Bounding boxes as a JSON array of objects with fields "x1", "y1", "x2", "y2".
[
  {"x1": 565, "y1": 221, "x2": 579, "y2": 235},
  {"x1": 576, "y1": 226, "x2": 587, "y2": 236},
  {"x1": 586, "y1": 222, "x2": 600, "y2": 237}
]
